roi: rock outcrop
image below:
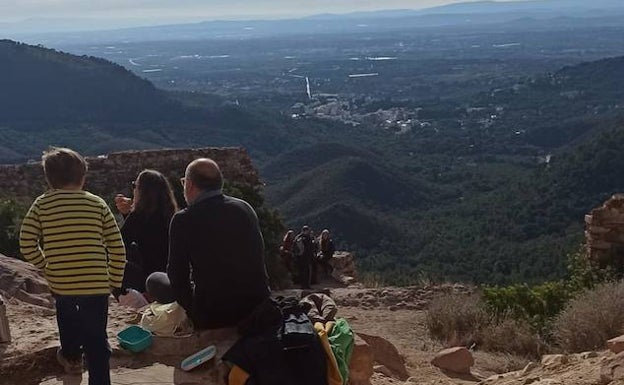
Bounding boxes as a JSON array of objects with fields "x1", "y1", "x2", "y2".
[
  {"x1": 431, "y1": 347, "x2": 474, "y2": 374},
  {"x1": 334, "y1": 283, "x2": 473, "y2": 310},
  {"x1": 600, "y1": 351, "x2": 624, "y2": 384},
  {"x1": 358, "y1": 332, "x2": 409, "y2": 380},
  {"x1": 330, "y1": 251, "x2": 359, "y2": 286},
  {"x1": 585, "y1": 194, "x2": 624, "y2": 268},
  {"x1": 350, "y1": 334, "x2": 375, "y2": 385},
  {"x1": 607, "y1": 335, "x2": 624, "y2": 354},
  {"x1": 0, "y1": 147, "x2": 260, "y2": 202},
  {"x1": 0, "y1": 254, "x2": 52, "y2": 308}
]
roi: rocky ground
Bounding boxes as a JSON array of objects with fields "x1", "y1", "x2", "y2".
[{"x1": 2, "y1": 254, "x2": 623, "y2": 385}]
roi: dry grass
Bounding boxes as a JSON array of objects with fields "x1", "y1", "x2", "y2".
[
  {"x1": 476, "y1": 352, "x2": 531, "y2": 375},
  {"x1": 553, "y1": 281, "x2": 624, "y2": 352},
  {"x1": 426, "y1": 293, "x2": 546, "y2": 358},
  {"x1": 426, "y1": 293, "x2": 490, "y2": 347},
  {"x1": 480, "y1": 317, "x2": 546, "y2": 358}
]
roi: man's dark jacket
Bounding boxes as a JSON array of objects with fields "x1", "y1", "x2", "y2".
[{"x1": 167, "y1": 193, "x2": 270, "y2": 329}]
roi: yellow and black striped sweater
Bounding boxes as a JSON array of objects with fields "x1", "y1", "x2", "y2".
[{"x1": 19, "y1": 190, "x2": 126, "y2": 296}]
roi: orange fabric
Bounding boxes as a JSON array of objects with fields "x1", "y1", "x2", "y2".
[
  {"x1": 228, "y1": 364, "x2": 250, "y2": 385},
  {"x1": 315, "y1": 322, "x2": 343, "y2": 385}
]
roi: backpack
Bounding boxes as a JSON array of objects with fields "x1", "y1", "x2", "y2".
[
  {"x1": 294, "y1": 235, "x2": 306, "y2": 257},
  {"x1": 223, "y1": 297, "x2": 328, "y2": 385}
]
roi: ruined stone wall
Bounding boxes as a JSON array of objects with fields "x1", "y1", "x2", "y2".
[
  {"x1": 0, "y1": 148, "x2": 260, "y2": 203},
  {"x1": 585, "y1": 194, "x2": 624, "y2": 267}
]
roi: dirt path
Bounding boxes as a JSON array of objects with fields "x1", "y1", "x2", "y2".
[{"x1": 1, "y1": 283, "x2": 517, "y2": 385}]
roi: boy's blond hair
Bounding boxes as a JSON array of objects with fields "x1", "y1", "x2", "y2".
[{"x1": 42, "y1": 147, "x2": 87, "y2": 189}]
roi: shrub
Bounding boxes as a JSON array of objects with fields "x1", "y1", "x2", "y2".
[
  {"x1": 480, "y1": 317, "x2": 547, "y2": 358},
  {"x1": 0, "y1": 200, "x2": 25, "y2": 257},
  {"x1": 567, "y1": 246, "x2": 618, "y2": 290},
  {"x1": 553, "y1": 281, "x2": 624, "y2": 352},
  {"x1": 478, "y1": 353, "x2": 531, "y2": 375},
  {"x1": 427, "y1": 293, "x2": 548, "y2": 358},
  {"x1": 426, "y1": 293, "x2": 490, "y2": 347},
  {"x1": 482, "y1": 281, "x2": 574, "y2": 333}
]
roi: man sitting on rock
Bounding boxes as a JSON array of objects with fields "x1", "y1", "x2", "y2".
[{"x1": 146, "y1": 158, "x2": 271, "y2": 329}]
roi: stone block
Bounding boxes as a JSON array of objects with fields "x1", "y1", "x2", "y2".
[
  {"x1": 350, "y1": 334, "x2": 374, "y2": 385},
  {"x1": 541, "y1": 354, "x2": 568, "y2": 368},
  {"x1": 358, "y1": 332, "x2": 409, "y2": 380},
  {"x1": 431, "y1": 347, "x2": 474, "y2": 374},
  {"x1": 601, "y1": 351, "x2": 624, "y2": 384},
  {"x1": 607, "y1": 335, "x2": 624, "y2": 354}
]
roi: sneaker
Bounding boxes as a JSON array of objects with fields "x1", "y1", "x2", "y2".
[{"x1": 56, "y1": 348, "x2": 83, "y2": 375}]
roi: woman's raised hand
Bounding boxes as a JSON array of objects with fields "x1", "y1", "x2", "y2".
[{"x1": 115, "y1": 194, "x2": 133, "y2": 215}]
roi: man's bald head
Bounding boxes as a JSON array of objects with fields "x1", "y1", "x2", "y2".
[{"x1": 186, "y1": 158, "x2": 224, "y2": 191}]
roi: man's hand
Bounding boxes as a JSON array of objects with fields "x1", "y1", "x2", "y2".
[{"x1": 114, "y1": 194, "x2": 133, "y2": 215}]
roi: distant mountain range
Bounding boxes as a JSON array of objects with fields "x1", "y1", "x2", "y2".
[{"x1": 5, "y1": 0, "x2": 624, "y2": 45}]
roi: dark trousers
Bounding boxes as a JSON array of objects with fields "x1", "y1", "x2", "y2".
[
  {"x1": 122, "y1": 259, "x2": 147, "y2": 293},
  {"x1": 55, "y1": 295, "x2": 111, "y2": 385},
  {"x1": 311, "y1": 254, "x2": 333, "y2": 284},
  {"x1": 296, "y1": 256, "x2": 312, "y2": 289}
]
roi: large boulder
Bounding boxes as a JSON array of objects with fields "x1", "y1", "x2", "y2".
[
  {"x1": 541, "y1": 354, "x2": 569, "y2": 368},
  {"x1": 601, "y1": 351, "x2": 624, "y2": 384},
  {"x1": 431, "y1": 347, "x2": 474, "y2": 374},
  {"x1": 607, "y1": 335, "x2": 624, "y2": 354},
  {"x1": 0, "y1": 254, "x2": 53, "y2": 308},
  {"x1": 358, "y1": 332, "x2": 409, "y2": 380},
  {"x1": 350, "y1": 334, "x2": 375, "y2": 385},
  {"x1": 330, "y1": 251, "x2": 358, "y2": 286}
]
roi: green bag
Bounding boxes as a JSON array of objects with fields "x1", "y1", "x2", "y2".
[{"x1": 328, "y1": 318, "x2": 354, "y2": 385}]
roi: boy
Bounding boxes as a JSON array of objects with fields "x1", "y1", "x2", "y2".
[{"x1": 19, "y1": 147, "x2": 126, "y2": 385}]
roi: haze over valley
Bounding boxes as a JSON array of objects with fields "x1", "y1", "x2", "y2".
[{"x1": 2, "y1": 0, "x2": 624, "y2": 284}]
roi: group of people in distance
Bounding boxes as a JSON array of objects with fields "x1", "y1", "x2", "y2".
[
  {"x1": 280, "y1": 226, "x2": 336, "y2": 289},
  {"x1": 19, "y1": 147, "x2": 270, "y2": 385}
]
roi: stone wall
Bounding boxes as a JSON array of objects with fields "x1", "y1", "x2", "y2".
[
  {"x1": 0, "y1": 147, "x2": 260, "y2": 203},
  {"x1": 585, "y1": 194, "x2": 624, "y2": 267}
]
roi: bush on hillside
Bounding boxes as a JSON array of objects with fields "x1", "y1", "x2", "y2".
[
  {"x1": 426, "y1": 293, "x2": 490, "y2": 347},
  {"x1": 552, "y1": 281, "x2": 624, "y2": 352},
  {"x1": 479, "y1": 318, "x2": 546, "y2": 357},
  {"x1": 0, "y1": 200, "x2": 24, "y2": 257},
  {"x1": 427, "y1": 293, "x2": 546, "y2": 358},
  {"x1": 482, "y1": 280, "x2": 574, "y2": 334}
]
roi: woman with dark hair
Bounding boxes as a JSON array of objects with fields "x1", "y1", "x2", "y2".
[
  {"x1": 114, "y1": 169, "x2": 178, "y2": 293},
  {"x1": 312, "y1": 229, "x2": 335, "y2": 284}
]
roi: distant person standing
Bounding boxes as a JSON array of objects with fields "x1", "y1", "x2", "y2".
[
  {"x1": 146, "y1": 158, "x2": 270, "y2": 329},
  {"x1": 312, "y1": 229, "x2": 336, "y2": 284},
  {"x1": 280, "y1": 230, "x2": 296, "y2": 277},
  {"x1": 19, "y1": 147, "x2": 126, "y2": 385},
  {"x1": 294, "y1": 225, "x2": 315, "y2": 289}
]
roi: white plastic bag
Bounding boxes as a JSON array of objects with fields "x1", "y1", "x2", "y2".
[
  {"x1": 119, "y1": 289, "x2": 149, "y2": 309},
  {"x1": 140, "y1": 302, "x2": 190, "y2": 337}
]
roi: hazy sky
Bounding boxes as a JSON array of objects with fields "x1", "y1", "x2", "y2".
[{"x1": 0, "y1": 0, "x2": 521, "y2": 23}]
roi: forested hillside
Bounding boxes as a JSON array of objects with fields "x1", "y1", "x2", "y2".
[
  {"x1": 2, "y1": 39, "x2": 624, "y2": 285},
  {"x1": 0, "y1": 40, "x2": 330, "y2": 162}
]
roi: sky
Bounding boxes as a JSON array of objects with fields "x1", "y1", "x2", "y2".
[{"x1": 0, "y1": 0, "x2": 522, "y2": 24}]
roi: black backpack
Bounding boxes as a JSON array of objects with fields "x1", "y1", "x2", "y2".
[{"x1": 224, "y1": 297, "x2": 328, "y2": 385}]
